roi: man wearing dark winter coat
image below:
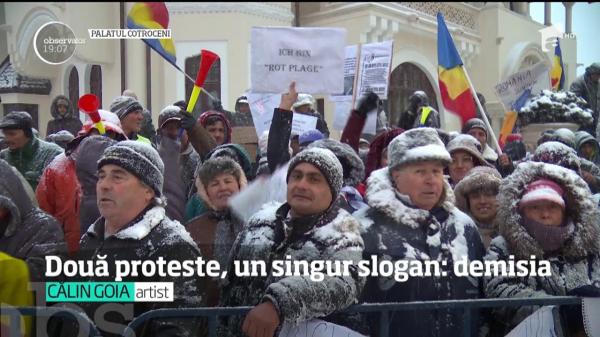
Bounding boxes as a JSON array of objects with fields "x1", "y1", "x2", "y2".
[
  {"x1": 355, "y1": 127, "x2": 485, "y2": 337},
  {"x1": 575, "y1": 130, "x2": 600, "y2": 166},
  {"x1": 157, "y1": 105, "x2": 201, "y2": 222},
  {"x1": 398, "y1": 91, "x2": 440, "y2": 129},
  {"x1": 485, "y1": 161, "x2": 600, "y2": 334},
  {"x1": 76, "y1": 141, "x2": 203, "y2": 337},
  {"x1": 570, "y1": 62, "x2": 600, "y2": 135},
  {"x1": 0, "y1": 111, "x2": 63, "y2": 190},
  {"x1": 0, "y1": 159, "x2": 66, "y2": 281},
  {"x1": 46, "y1": 95, "x2": 83, "y2": 137},
  {"x1": 219, "y1": 147, "x2": 365, "y2": 337}
]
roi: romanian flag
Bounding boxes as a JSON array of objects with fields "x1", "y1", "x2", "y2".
[
  {"x1": 437, "y1": 12, "x2": 476, "y2": 126},
  {"x1": 550, "y1": 40, "x2": 565, "y2": 91},
  {"x1": 127, "y1": 3, "x2": 177, "y2": 67}
]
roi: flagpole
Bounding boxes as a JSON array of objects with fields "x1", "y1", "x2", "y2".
[{"x1": 461, "y1": 65, "x2": 503, "y2": 155}]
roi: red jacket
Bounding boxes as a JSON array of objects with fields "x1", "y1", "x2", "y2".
[{"x1": 35, "y1": 153, "x2": 81, "y2": 255}]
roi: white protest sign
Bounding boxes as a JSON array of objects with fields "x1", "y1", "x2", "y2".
[
  {"x1": 279, "y1": 319, "x2": 366, "y2": 337},
  {"x1": 356, "y1": 40, "x2": 394, "y2": 99},
  {"x1": 331, "y1": 98, "x2": 377, "y2": 135},
  {"x1": 292, "y1": 112, "x2": 318, "y2": 135},
  {"x1": 247, "y1": 93, "x2": 281, "y2": 138},
  {"x1": 494, "y1": 62, "x2": 551, "y2": 111},
  {"x1": 505, "y1": 306, "x2": 558, "y2": 337},
  {"x1": 251, "y1": 26, "x2": 346, "y2": 94}
]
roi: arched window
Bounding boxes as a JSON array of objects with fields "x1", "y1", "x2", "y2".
[
  {"x1": 68, "y1": 67, "x2": 79, "y2": 113},
  {"x1": 387, "y1": 62, "x2": 438, "y2": 126},
  {"x1": 90, "y1": 65, "x2": 102, "y2": 108},
  {"x1": 185, "y1": 55, "x2": 221, "y2": 117}
]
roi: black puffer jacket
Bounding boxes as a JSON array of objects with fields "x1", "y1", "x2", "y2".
[
  {"x1": 0, "y1": 159, "x2": 66, "y2": 281},
  {"x1": 355, "y1": 168, "x2": 485, "y2": 337},
  {"x1": 218, "y1": 200, "x2": 365, "y2": 336},
  {"x1": 485, "y1": 162, "x2": 600, "y2": 332}
]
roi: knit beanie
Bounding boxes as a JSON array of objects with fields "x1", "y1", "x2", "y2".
[
  {"x1": 462, "y1": 118, "x2": 487, "y2": 137},
  {"x1": 387, "y1": 127, "x2": 451, "y2": 171},
  {"x1": 532, "y1": 141, "x2": 581, "y2": 174},
  {"x1": 97, "y1": 140, "x2": 165, "y2": 197},
  {"x1": 109, "y1": 96, "x2": 143, "y2": 120},
  {"x1": 519, "y1": 178, "x2": 566, "y2": 210},
  {"x1": 287, "y1": 147, "x2": 343, "y2": 200}
]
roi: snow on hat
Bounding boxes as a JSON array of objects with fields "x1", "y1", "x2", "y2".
[
  {"x1": 0, "y1": 111, "x2": 33, "y2": 131},
  {"x1": 52, "y1": 130, "x2": 75, "y2": 143},
  {"x1": 287, "y1": 147, "x2": 343, "y2": 200},
  {"x1": 308, "y1": 138, "x2": 365, "y2": 187},
  {"x1": 98, "y1": 140, "x2": 165, "y2": 198},
  {"x1": 197, "y1": 156, "x2": 247, "y2": 188},
  {"x1": 462, "y1": 118, "x2": 487, "y2": 137},
  {"x1": 519, "y1": 178, "x2": 566, "y2": 210},
  {"x1": 446, "y1": 134, "x2": 491, "y2": 167},
  {"x1": 80, "y1": 110, "x2": 125, "y2": 137},
  {"x1": 551, "y1": 128, "x2": 576, "y2": 149},
  {"x1": 299, "y1": 129, "x2": 324, "y2": 146},
  {"x1": 533, "y1": 141, "x2": 581, "y2": 174},
  {"x1": 293, "y1": 93, "x2": 315, "y2": 110},
  {"x1": 158, "y1": 105, "x2": 182, "y2": 129},
  {"x1": 387, "y1": 127, "x2": 451, "y2": 171},
  {"x1": 109, "y1": 96, "x2": 143, "y2": 120},
  {"x1": 454, "y1": 166, "x2": 502, "y2": 213}
]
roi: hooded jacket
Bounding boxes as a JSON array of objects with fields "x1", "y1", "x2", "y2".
[
  {"x1": 0, "y1": 135, "x2": 63, "y2": 190},
  {"x1": 355, "y1": 168, "x2": 485, "y2": 337},
  {"x1": 199, "y1": 110, "x2": 233, "y2": 144},
  {"x1": 76, "y1": 205, "x2": 204, "y2": 337},
  {"x1": 218, "y1": 200, "x2": 365, "y2": 336},
  {"x1": 364, "y1": 128, "x2": 405, "y2": 179},
  {"x1": 35, "y1": 151, "x2": 81, "y2": 255},
  {"x1": 0, "y1": 159, "x2": 66, "y2": 281},
  {"x1": 575, "y1": 130, "x2": 600, "y2": 166},
  {"x1": 570, "y1": 63, "x2": 600, "y2": 132},
  {"x1": 46, "y1": 95, "x2": 83, "y2": 137},
  {"x1": 185, "y1": 160, "x2": 247, "y2": 306},
  {"x1": 485, "y1": 162, "x2": 600, "y2": 331}
]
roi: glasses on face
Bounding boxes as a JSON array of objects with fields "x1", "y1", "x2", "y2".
[{"x1": 450, "y1": 155, "x2": 474, "y2": 166}]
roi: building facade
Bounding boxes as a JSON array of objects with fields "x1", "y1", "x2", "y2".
[{"x1": 0, "y1": 2, "x2": 577, "y2": 138}]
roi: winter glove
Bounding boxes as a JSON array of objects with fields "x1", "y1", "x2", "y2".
[
  {"x1": 567, "y1": 284, "x2": 600, "y2": 297},
  {"x1": 179, "y1": 110, "x2": 197, "y2": 131},
  {"x1": 356, "y1": 92, "x2": 380, "y2": 117}
]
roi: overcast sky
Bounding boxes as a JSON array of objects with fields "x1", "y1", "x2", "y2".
[{"x1": 530, "y1": 2, "x2": 600, "y2": 76}]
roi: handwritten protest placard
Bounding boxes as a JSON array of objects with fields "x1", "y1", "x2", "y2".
[
  {"x1": 494, "y1": 62, "x2": 550, "y2": 111},
  {"x1": 292, "y1": 112, "x2": 318, "y2": 135},
  {"x1": 251, "y1": 27, "x2": 346, "y2": 94},
  {"x1": 247, "y1": 92, "x2": 281, "y2": 138}
]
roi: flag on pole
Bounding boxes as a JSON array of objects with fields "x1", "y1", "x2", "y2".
[
  {"x1": 127, "y1": 3, "x2": 177, "y2": 68},
  {"x1": 436, "y1": 12, "x2": 476, "y2": 126},
  {"x1": 550, "y1": 40, "x2": 565, "y2": 91}
]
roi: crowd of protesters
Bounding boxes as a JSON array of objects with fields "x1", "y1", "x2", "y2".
[{"x1": 1, "y1": 63, "x2": 600, "y2": 337}]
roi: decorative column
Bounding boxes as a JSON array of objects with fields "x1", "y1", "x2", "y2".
[
  {"x1": 544, "y1": 2, "x2": 552, "y2": 26},
  {"x1": 563, "y1": 2, "x2": 574, "y2": 33}
]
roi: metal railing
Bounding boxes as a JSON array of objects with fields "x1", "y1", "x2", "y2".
[
  {"x1": 1, "y1": 297, "x2": 582, "y2": 337},
  {"x1": 0, "y1": 305, "x2": 102, "y2": 337}
]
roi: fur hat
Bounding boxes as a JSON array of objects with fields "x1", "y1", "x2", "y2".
[
  {"x1": 195, "y1": 156, "x2": 247, "y2": 211},
  {"x1": 454, "y1": 166, "x2": 502, "y2": 213},
  {"x1": 387, "y1": 127, "x2": 451, "y2": 172},
  {"x1": 532, "y1": 141, "x2": 581, "y2": 174},
  {"x1": 0, "y1": 111, "x2": 33, "y2": 136},
  {"x1": 98, "y1": 140, "x2": 164, "y2": 198},
  {"x1": 446, "y1": 134, "x2": 491, "y2": 167},
  {"x1": 287, "y1": 147, "x2": 343, "y2": 200}
]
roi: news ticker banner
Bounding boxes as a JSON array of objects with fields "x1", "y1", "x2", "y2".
[{"x1": 45, "y1": 282, "x2": 173, "y2": 303}]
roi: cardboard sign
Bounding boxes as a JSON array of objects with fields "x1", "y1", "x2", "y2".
[
  {"x1": 251, "y1": 27, "x2": 346, "y2": 94},
  {"x1": 231, "y1": 126, "x2": 259, "y2": 162}
]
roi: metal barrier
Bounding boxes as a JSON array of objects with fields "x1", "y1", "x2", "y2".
[
  {"x1": 2, "y1": 297, "x2": 582, "y2": 337},
  {"x1": 123, "y1": 296, "x2": 582, "y2": 337},
  {"x1": 0, "y1": 305, "x2": 102, "y2": 337}
]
